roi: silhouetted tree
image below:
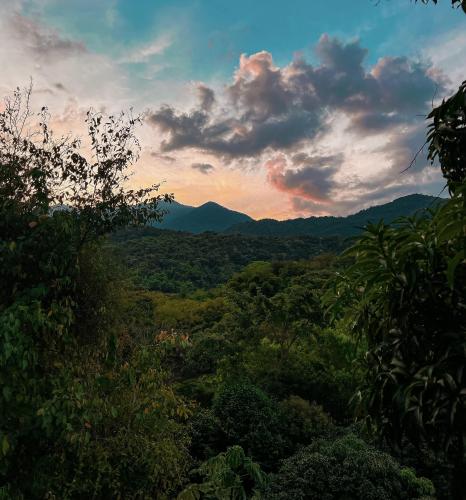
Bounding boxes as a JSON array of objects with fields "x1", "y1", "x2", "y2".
[
  {"x1": 415, "y1": 0, "x2": 466, "y2": 12},
  {"x1": 427, "y1": 81, "x2": 466, "y2": 189},
  {"x1": 0, "y1": 85, "x2": 182, "y2": 497}
]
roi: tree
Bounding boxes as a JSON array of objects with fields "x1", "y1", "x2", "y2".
[
  {"x1": 426, "y1": 81, "x2": 466, "y2": 189},
  {"x1": 212, "y1": 383, "x2": 288, "y2": 469},
  {"x1": 327, "y1": 79, "x2": 466, "y2": 498},
  {"x1": 416, "y1": 0, "x2": 466, "y2": 12},
  {"x1": 0, "y1": 85, "x2": 171, "y2": 236},
  {"x1": 0, "y1": 85, "x2": 179, "y2": 497},
  {"x1": 178, "y1": 446, "x2": 267, "y2": 500},
  {"x1": 265, "y1": 434, "x2": 435, "y2": 500}
]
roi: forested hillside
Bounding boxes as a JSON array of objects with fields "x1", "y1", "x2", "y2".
[
  {"x1": 152, "y1": 194, "x2": 443, "y2": 236},
  {"x1": 226, "y1": 193, "x2": 443, "y2": 237},
  {"x1": 111, "y1": 227, "x2": 343, "y2": 292},
  {"x1": 154, "y1": 201, "x2": 253, "y2": 233},
  {"x1": 1, "y1": 4, "x2": 466, "y2": 497}
]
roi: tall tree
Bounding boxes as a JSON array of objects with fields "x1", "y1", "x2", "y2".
[
  {"x1": 327, "y1": 79, "x2": 466, "y2": 499},
  {"x1": 0, "y1": 86, "x2": 178, "y2": 497}
]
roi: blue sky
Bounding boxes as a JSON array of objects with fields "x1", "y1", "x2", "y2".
[
  {"x1": 1, "y1": 0, "x2": 465, "y2": 218},
  {"x1": 21, "y1": 0, "x2": 464, "y2": 80}
]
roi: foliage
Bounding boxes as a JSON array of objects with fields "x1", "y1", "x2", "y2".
[
  {"x1": 279, "y1": 396, "x2": 336, "y2": 447},
  {"x1": 327, "y1": 187, "x2": 466, "y2": 497},
  {"x1": 0, "y1": 86, "x2": 184, "y2": 497},
  {"x1": 416, "y1": 0, "x2": 466, "y2": 12},
  {"x1": 212, "y1": 383, "x2": 288, "y2": 469},
  {"x1": 37, "y1": 342, "x2": 192, "y2": 499},
  {"x1": 0, "y1": 86, "x2": 171, "y2": 237},
  {"x1": 178, "y1": 446, "x2": 267, "y2": 500},
  {"x1": 219, "y1": 330, "x2": 360, "y2": 422},
  {"x1": 0, "y1": 241, "x2": 194, "y2": 498},
  {"x1": 427, "y1": 80, "x2": 466, "y2": 188},
  {"x1": 189, "y1": 408, "x2": 225, "y2": 461},
  {"x1": 265, "y1": 434, "x2": 435, "y2": 500},
  {"x1": 219, "y1": 258, "x2": 333, "y2": 347},
  {"x1": 110, "y1": 226, "x2": 344, "y2": 293},
  {"x1": 213, "y1": 259, "x2": 362, "y2": 421}
]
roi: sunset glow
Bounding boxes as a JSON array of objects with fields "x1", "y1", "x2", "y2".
[{"x1": 1, "y1": 0, "x2": 463, "y2": 219}]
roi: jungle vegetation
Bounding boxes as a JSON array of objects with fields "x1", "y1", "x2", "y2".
[{"x1": 1, "y1": 3, "x2": 465, "y2": 498}]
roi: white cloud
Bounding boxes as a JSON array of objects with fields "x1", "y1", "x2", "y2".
[
  {"x1": 423, "y1": 28, "x2": 466, "y2": 91},
  {"x1": 119, "y1": 33, "x2": 173, "y2": 64},
  {"x1": 0, "y1": 10, "x2": 132, "y2": 113}
]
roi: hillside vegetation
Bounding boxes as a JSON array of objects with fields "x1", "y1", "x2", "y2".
[
  {"x1": 226, "y1": 194, "x2": 443, "y2": 237},
  {"x1": 111, "y1": 227, "x2": 343, "y2": 293},
  {"x1": 151, "y1": 193, "x2": 443, "y2": 236},
  {"x1": 1, "y1": 76, "x2": 466, "y2": 500},
  {"x1": 156, "y1": 201, "x2": 253, "y2": 233}
]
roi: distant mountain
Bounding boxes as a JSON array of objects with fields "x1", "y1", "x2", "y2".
[
  {"x1": 154, "y1": 201, "x2": 253, "y2": 233},
  {"x1": 225, "y1": 194, "x2": 444, "y2": 238},
  {"x1": 154, "y1": 200, "x2": 194, "y2": 228},
  {"x1": 152, "y1": 194, "x2": 444, "y2": 236}
]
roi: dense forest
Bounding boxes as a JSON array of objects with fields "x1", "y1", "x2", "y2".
[
  {"x1": 1, "y1": 3, "x2": 466, "y2": 500},
  {"x1": 111, "y1": 228, "x2": 343, "y2": 293}
]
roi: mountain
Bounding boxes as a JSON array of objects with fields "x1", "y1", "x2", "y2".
[
  {"x1": 152, "y1": 194, "x2": 444, "y2": 236},
  {"x1": 154, "y1": 200, "x2": 194, "y2": 228},
  {"x1": 225, "y1": 194, "x2": 444, "y2": 238},
  {"x1": 154, "y1": 201, "x2": 253, "y2": 233}
]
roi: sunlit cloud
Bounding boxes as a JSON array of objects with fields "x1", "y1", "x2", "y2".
[
  {"x1": 0, "y1": 1, "x2": 457, "y2": 219},
  {"x1": 147, "y1": 35, "x2": 445, "y2": 216}
]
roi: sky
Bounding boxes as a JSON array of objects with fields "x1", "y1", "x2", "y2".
[{"x1": 0, "y1": 0, "x2": 465, "y2": 220}]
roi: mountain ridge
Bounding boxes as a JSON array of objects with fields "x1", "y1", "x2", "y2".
[
  {"x1": 226, "y1": 194, "x2": 444, "y2": 237},
  {"x1": 154, "y1": 194, "x2": 444, "y2": 237}
]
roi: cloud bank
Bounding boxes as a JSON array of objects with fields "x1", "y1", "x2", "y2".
[
  {"x1": 0, "y1": 4, "x2": 448, "y2": 218},
  {"x1": 147, "y1": 34, "x2": 445, "y2": 215}
]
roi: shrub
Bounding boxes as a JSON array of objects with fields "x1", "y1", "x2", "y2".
[
  {"x1": 178, "y1": 446, "x2": 267, "y2": 500},
  {"x1": 265, "y1": 434, "x2": 435, "y2": 500},
  {"x1": 212, "y1": 383, "x2": 287, "y2": 469},
  {"x1": 189, "y1": 408, "x2": 225, "y2": 461},
  {"x1": 279, "y1": 396, "x2": 335, "y2": 448}
]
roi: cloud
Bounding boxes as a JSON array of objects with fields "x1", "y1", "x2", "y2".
[
  {"x1": 144, "y1": 33, "x2": 447, "y2": 216},
  {"x1": 119, "y1": 33, "x2": 172, "y2": 64},
  {"x1": 197, "y1": 84, "x2": 215, "y2": 112},
  {"x1": 266, "y1": 154, "x2": 342, "y2": 204},
  {"x1": 148, "y1": 104, "x2": 323, "y2": 159},
  {"x1": 150, "y1": 152, "x2": 177, "y2": 163},
  {"x1": 422, "y1": 27, "x2": 466, "y2": 90},
  {"x1": 192, "y1": 162, "x2": 215, "y2": 174},
  {"x1": 9, "y1": 12, "x2": 87, "y2": 59},
  {"x1": 288, "y1": 36, "x2": 440, "y2": 134},
  {"x1": 377, "y1": 124, "x2": 430, "y2": 174},
  {"x1": 228, "y1": 51, "x2": 292, "y2": 121},
  {"x1": 148, "y1": 34, "x2": 442, "y2": 164},
  {"x1": 0, "y1": 6, "x2": 447, "y2": 219}
]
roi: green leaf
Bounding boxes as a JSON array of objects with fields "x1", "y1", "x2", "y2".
[
  {"x1": 2, "y1": 435, "x2": 10, "y2": 456},
  {"x1": 446, "y1": 251, "x2": 464, "y2": 289}
]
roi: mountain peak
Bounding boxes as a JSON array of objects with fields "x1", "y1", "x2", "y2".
[
  {"x1": 156, "y1": 200, "x2": 253, "y2": 233},
  {"x1": 198, "y1": 201, "x2": 223, "y2": 208}
]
